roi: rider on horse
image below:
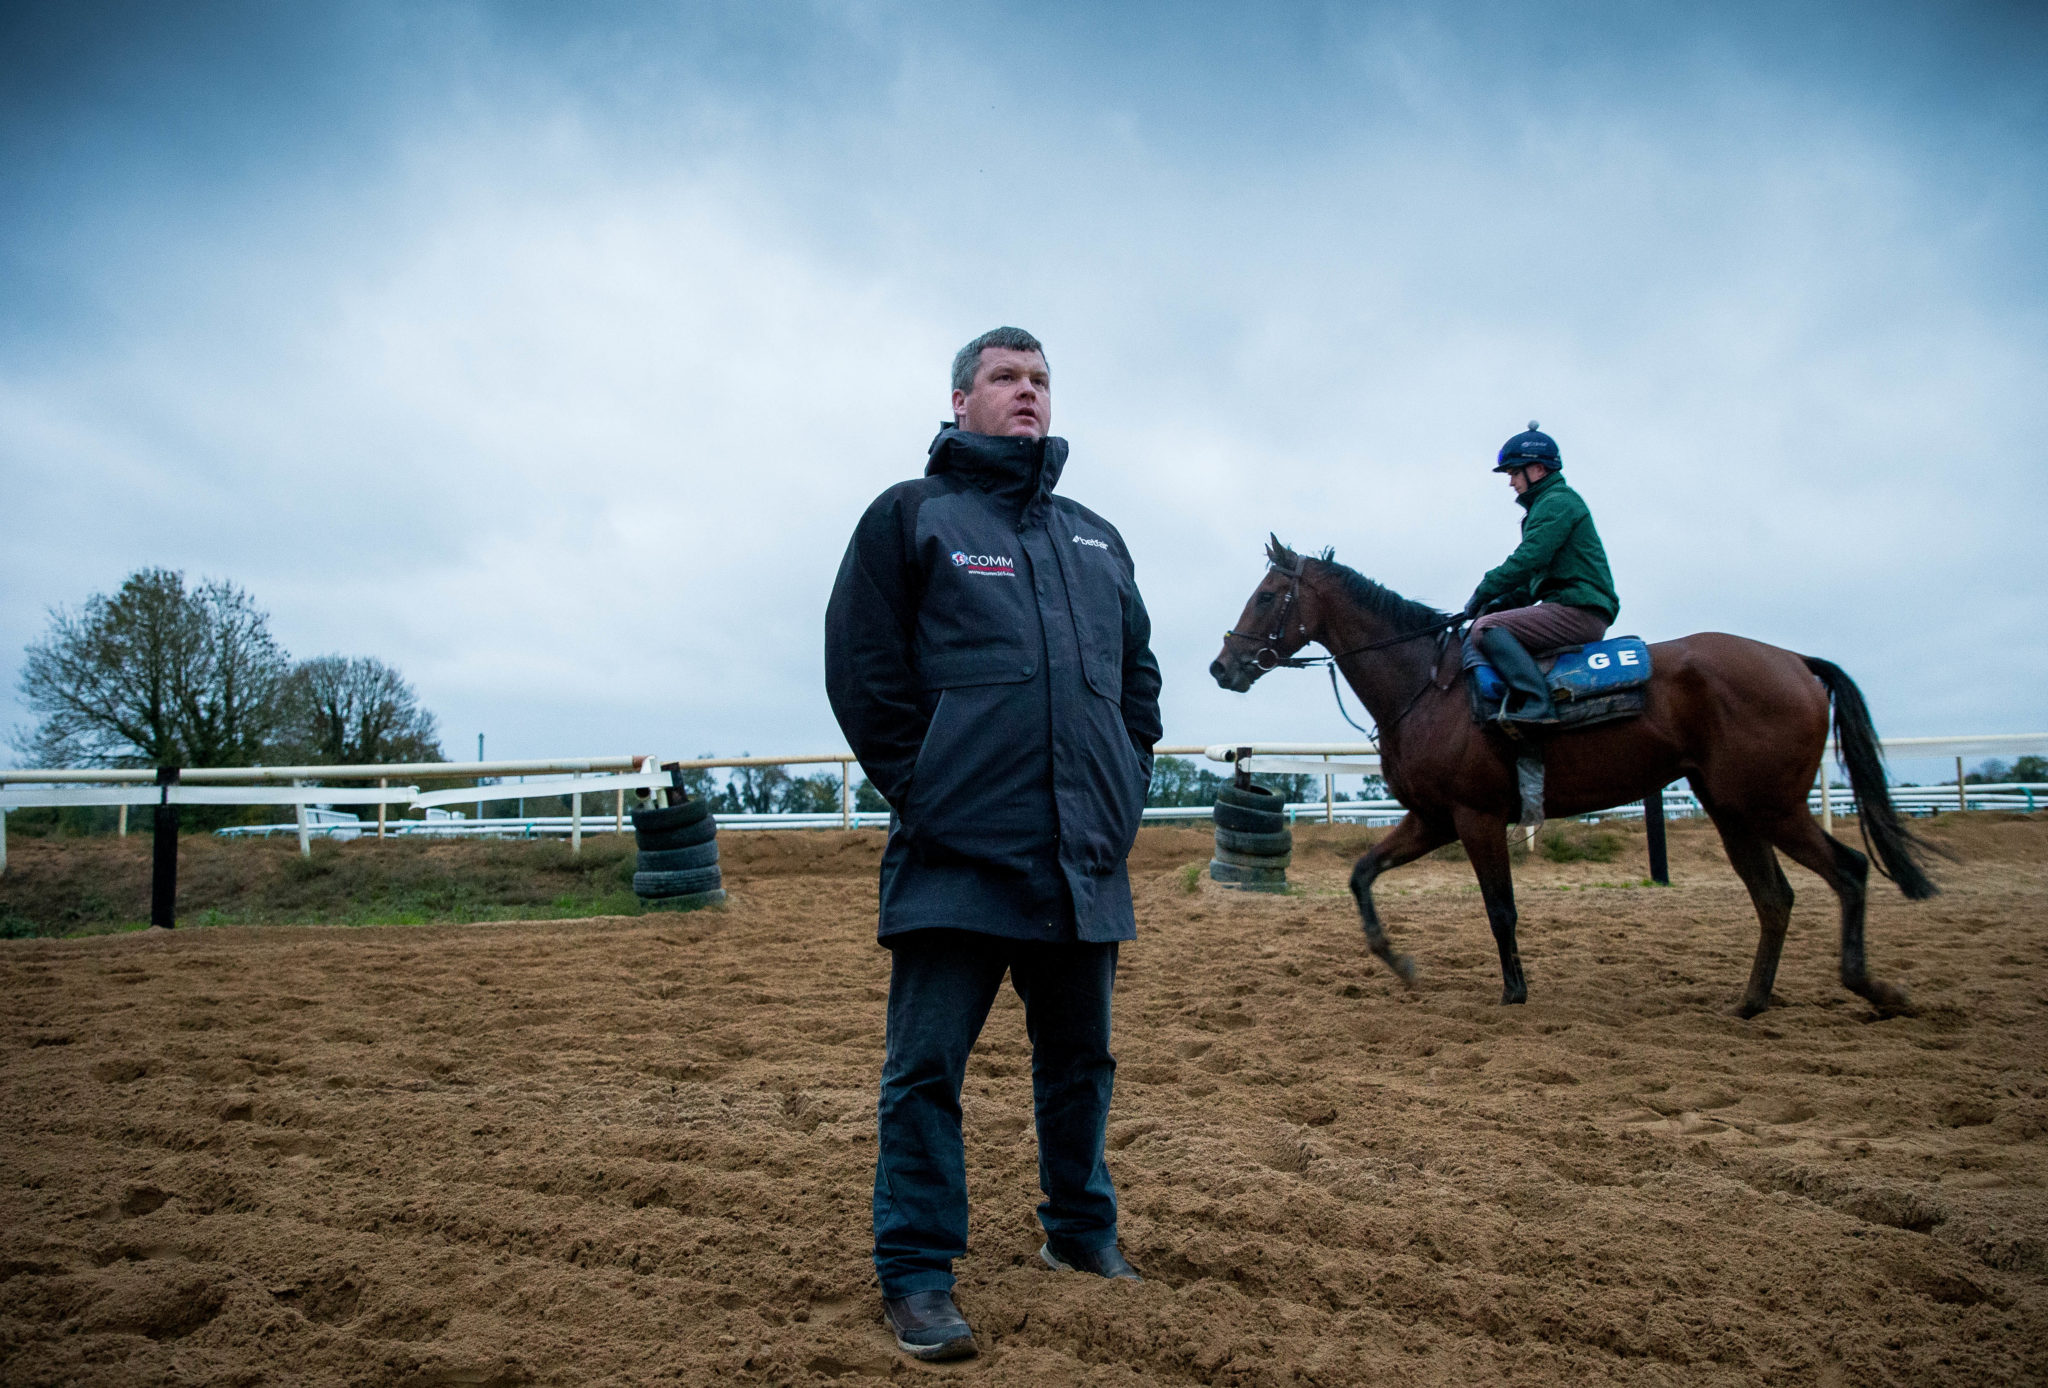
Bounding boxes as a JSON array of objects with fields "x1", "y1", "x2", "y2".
[{"x1": 1462, "y1": 423, "x2": 1618, "y2": 727}]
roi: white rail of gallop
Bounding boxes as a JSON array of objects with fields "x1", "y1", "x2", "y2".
[
  {"x1": 0, "y1": 754, "x2": 864, "y2": 866},
  {"x1": 0, "y1": 735, "x2": 2043, "y2": 871},
  {"x1": 1202, "y1": 733, "x2": 2048, "y2": 831}
]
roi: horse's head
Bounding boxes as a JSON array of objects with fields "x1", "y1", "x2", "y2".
[{"x1": 1211, "y1": 534, "x2": 1327, "y2": 692}]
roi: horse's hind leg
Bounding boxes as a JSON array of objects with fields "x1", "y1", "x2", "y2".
[
  {"x1": 1765, "y1": 812, "x2": 1910, "y2": 1016},
  {"x1": 1453, "y1": 806, "x2": 1526, "y2": 1005},
  {"x1": 1349, "y1": 811, "x2": 1455, "y2": 986},
  {"x1": 1707, "y1": 813, "x2": 1796, "y2": 1018}
]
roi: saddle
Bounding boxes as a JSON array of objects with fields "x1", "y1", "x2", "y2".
[{"x1": 1467, "y1": 636, "x2": 1653, "y2": 730}]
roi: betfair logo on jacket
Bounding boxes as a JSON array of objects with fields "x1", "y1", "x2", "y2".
[
  {"x1": 1073, "y1": 535, "x2": 1109, "y2": 551},
  {"x1": 949, "y1": 550, "x2": 1016, "y2": 576}
]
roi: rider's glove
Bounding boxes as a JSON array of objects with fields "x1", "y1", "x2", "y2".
[{"x1": 1462, "y1": 593, "x2": 1485, "y2": 619}]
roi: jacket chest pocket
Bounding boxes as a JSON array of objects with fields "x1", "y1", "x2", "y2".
[
  {"x1": 1061, "y1": 549, "x2": 1125, "y2": 702},
  {"x1": 919, "y1": 552, "x2": 1036, "y2": 651}
]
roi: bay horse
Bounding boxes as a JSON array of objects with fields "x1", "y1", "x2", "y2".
[{"x1": 1211, "y1": 537, "x2": 1937, "y2": 1017}]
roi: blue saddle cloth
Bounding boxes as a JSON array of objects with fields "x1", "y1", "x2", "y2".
[{"x1": 1470, "y1": 637, "x2": 1653, "y2": 728}]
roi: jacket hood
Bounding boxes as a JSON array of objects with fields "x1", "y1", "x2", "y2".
[{"x1": 926, "y1": 424, "x2": 1068, "y2": 521}]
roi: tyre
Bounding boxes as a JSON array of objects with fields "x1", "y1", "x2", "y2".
[
  {"x1": 637, "y1": 842, "x2": 720, "y2": 872},
  {"x1": 1215, "y1": 783, "x2": 1283, "y2": 812},
  {"x1": 642, "y1": 888, "x2": 727, "y2": 912},
  {"x1": 1213, "y1": 799, "x2": 1286, "y2": 835},
  {"x1": 632, "y1": 799, "x2": 711, "y2": 835},
  {"x1": 1211, "y1": 844, "x2": 1291, "y2": 870},
  {"x1": 636, "y1": 816, "x2": 718, "y2": 851},
  {"x1": 1214, "y1": 825, "x2": 1293, "y2": 857},
  {"x1": 1208, "y1": 858, "x2": 1288, "y2": 890},
  {"x1": 635, "y1": 866, "x2": 724, "y2": 897}
]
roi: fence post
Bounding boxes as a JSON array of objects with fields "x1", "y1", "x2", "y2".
[
  {"x1": 841, "y1": 759, "x2": 852, "y2": 830},
  {"x1": 151, "y1": 767, "x2": 180, "y2": 928},
  {"x1": 615, "y1": 787, "x2": 624, "y2": 833},
  {"x1": 378, "y1": 778, "x2": 387, "y2": 840},
  {"x1": 1818, "y1": 756, "x2": 1832, "y2": 835},
  {"x1": 0, "y1": 807, "x2": 7, "y2": 876},
  {"x1": 570, "y1": 779, "x2": 583, "y2": 855},
  {"x1": 1324, "y1": 754, "x2": 1334, "y2": 826},
  {"x1": 1956, "y1": 756, "x2": 1966, "y2": 812},
  {"x1": 294, "y1": 779, "x2": 311, "y2": 857},
  {"x1": 1645, "y1": 788, "x2": 1669, "y2": 885},
  {"x1": 118, "y1": 803, "x2": 128, "y2": 838}
]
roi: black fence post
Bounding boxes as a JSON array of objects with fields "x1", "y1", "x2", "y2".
[
  {"x1": 1644, "y1": 786, "x2": 1669, "y2": 886},
  {"x1": 150, "y1": 767, "x2": 180, "y2": 929}
]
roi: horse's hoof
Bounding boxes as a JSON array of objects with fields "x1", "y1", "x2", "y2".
[
  {"x1": 1391, "y1": 954, "x2": 1417, "y2": 987},
  {"x1": 1500, "y1": 988, "x2": 1527, "y2": 1006},
  {"x1": 1735, "y1": 995, "x2": 1771, "y2": 1020},
  {"x1": 1859, "y1": 980, "x2": 1913, "y2": 1017}
]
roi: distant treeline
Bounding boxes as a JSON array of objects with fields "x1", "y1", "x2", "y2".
[
  {"x1": 12, "y1": 567, "x2": 444, "y2": 836},
  {"x1": 669, "y1": 754, "x2": 1391, "y2": 820},
  {"x1": 668, "y1": 754, "x2": 1389, "y2": 819},
  {"x1": 1964, "y1": 756, "x2": 2047, "y2": 784}
]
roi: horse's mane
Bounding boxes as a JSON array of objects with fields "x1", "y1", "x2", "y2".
[{"x1": 1265, "y1": 535, "x2": 1449, "y2": 631}]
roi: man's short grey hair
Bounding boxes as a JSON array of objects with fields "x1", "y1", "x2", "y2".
[{"x1": 951, "y1": 327, "x2": 1047, "y2": 395}]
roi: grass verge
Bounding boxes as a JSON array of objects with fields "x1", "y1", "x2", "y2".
[{"x1": 0, "y1": 835, "x2": 655, "y2": 938}]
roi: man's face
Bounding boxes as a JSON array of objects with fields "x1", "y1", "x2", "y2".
[
  {"x1": 1508, "y1": 462, "x2": 1548, "y2": 495},
  {"x1": 953, "y1": 348, "x2": 1050, "y2": 439}
]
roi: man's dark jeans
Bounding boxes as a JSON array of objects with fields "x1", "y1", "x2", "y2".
[{"x1": 873, "y1": 929, "x2": 1120, "y2": 1297}]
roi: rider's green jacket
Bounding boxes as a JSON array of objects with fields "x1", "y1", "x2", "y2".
[{"x1": 1472, "y1": 472, "x2": 1619, "y2": 622}]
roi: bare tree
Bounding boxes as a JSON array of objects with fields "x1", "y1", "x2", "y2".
[
  {"x1": 15, "y1": 568, "x2": 290, "y2": 768},
  {"x1": 720, "y1": 758, "x2": 790, "y2": 815},
  {"x1": 776, "y1": 772, "x2": 843, "y2": 814},
  {"x1": 278, "y1": 656, "x2": 443, "y2": 766}
]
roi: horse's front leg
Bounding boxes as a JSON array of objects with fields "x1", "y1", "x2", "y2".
[
  {"x1": 1349, "y1": 810, "x2": 1456, "y2": 987},
  {"x1": 1454, "y1": 805, "x2": 1527, "y2": 1005}
]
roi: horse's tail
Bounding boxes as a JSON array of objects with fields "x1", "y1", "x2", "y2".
[{"x1": 1803, "y1": 656, "x2": 1941, "y2": 900}]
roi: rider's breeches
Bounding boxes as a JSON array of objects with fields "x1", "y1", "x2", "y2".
[{"x1": 1463, "y1": 603, "x2": 1610, "y2": 666}]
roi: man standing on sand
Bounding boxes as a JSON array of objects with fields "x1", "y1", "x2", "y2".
[{"x1": 824, "y1": 327, "x2": 1162, "y2": 1362}]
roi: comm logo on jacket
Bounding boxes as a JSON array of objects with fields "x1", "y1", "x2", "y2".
[{"x1": 949, "y1": 550, "x2": 1016, "y2": 576}]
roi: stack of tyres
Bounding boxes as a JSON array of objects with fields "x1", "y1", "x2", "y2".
[
  {"x1": 1209, "y1": 781, "x2": 1290, "y2": 892},
  {"x1": 632, "y1": 798, "x2": 726, "y2": 910}
]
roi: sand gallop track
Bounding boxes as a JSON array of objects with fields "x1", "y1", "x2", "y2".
[{"x1": 3, "y1": 816, "x2": 2046, "y2": 1386}]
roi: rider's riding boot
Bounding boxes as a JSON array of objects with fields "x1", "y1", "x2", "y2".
[{"x1": 1477, "y1": 627, "x2": 1559, "y2": 727}]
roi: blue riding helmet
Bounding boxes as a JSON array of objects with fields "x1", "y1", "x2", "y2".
[{"x1": 1495, "y1": 421, "x2": 1561, "y2": 472}]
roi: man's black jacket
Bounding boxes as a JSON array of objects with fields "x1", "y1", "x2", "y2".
[{"x1": 824, "y1": 426, "x2": 1163, "y2": 943}]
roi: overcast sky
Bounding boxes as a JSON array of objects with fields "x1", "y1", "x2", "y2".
[{"x1": 3, "y1": 1, "x2": 2043, "y2": 782}]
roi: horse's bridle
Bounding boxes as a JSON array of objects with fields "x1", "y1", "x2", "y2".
[
  {"x1": 1223, "y1": 555, "x2": 1466, "y2": 738},
  {"x1": 1222, "y1": 552, "x2": 1312, "y2": 671}
]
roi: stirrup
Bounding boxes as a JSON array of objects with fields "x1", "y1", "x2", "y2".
[
  {"x1": 1492, "y1": 694, "x2": 1557, "y2": 738},
  {"x1": 1499, "y1": 687, "x2": 1556, "y2": 732},
  {"x1": 1492, "y1": 694, "x2": 1524, "y2": 740}
]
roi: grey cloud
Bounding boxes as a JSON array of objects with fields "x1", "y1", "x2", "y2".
[{"x1": 3, "y1": 2, "x2": 2043, "y2": 766}]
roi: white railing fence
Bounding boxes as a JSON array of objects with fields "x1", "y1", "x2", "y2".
[
  {"x1": 1, "y1": 735, "x2": 2043, "y2": 870},
  {"x1": 1193, "y1": 735, "x2": 2048, "y2": 831},
  {"x1": 0, "y1": 754, "x2": 865, "y2": 866}
]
